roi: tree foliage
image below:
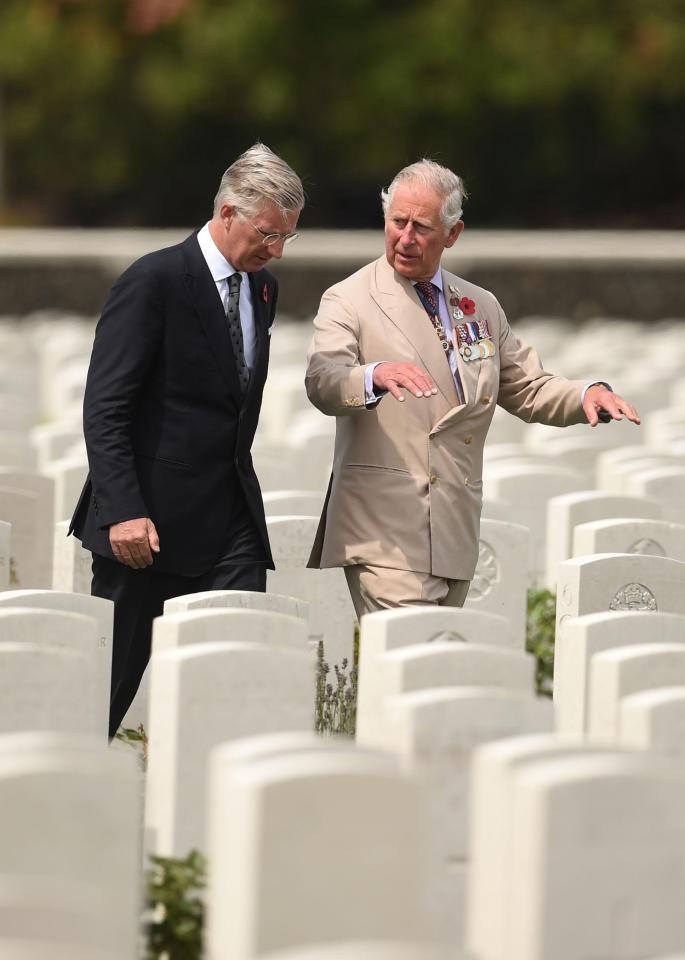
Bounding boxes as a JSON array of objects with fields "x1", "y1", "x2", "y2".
[{"x1": 0, "y1": 0, "x2": 683, "y2": 226}]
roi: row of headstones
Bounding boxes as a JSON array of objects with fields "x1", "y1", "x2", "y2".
[
  {"x1": 5, "y1": 727, "x2": 685, "y2": 960},
  {"x1": 4, "y1": 597, "x2": 683, "y2": 957},
  {"x1": 4, "y1": 490, "x2": 685, "y2": 664}
]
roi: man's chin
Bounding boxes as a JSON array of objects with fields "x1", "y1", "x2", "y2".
[{"x1": 393, "y1": 253, "x2": 421, "y2": 277}]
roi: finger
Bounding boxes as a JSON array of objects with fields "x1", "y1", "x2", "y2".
[
  {"x1": 147, "y1": 520, "x2": 161, "y2": 553},
  {"x1": 405, "y1": 367, "x2": 437, "y2": 396},
  {"x1": 620, "y1": 403, "x2": 641, "y2": 425},
  {"x1": 386, "y1": 379, "x2": 406, "y2": 402},
  {"x1": 129, "y1": 540, "x2": 153, "y2": 567},
  {"x1": 398, "y1": 372, "x2": 435, "y2": 398},
  {"x1": 583, "y1": 400, "x2": 599, "y2": 427}
]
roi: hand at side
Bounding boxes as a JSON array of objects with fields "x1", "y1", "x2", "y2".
[{"x1": 109, "y1": 517, "x2": 160, "y2": 568}]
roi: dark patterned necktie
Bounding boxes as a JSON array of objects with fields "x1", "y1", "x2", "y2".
[
  {"x1": 226, "y1": 272, "x2": 250, "y2": 394},
  {"x1": 414, "y1": 280, "x2": 452, "y2": 355}
]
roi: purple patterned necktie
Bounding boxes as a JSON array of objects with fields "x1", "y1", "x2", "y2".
[
  {"x1": 226, "y1": 272, "x2": 250, "y2": 394},
  {"x1": 414, "y1": 280, "x2": 451, "y2": 355}
]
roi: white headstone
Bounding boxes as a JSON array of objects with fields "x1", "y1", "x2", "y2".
[
  {"x1": 554, "y1": 611, "x2": 685, "y2": 737},
  {"x1": 0, "y1": 470, "x2": 55, "y2": 587},
  {"x1": 573, "y1": 517, "x2": 685, "y2": 562},
  {"x1": 466, "y1": 736, "x2": 637, "y2": 960},
  {"x1": 0, "y1": 432, "x2": 37, "y2": 471},
  {"x1": 506, "y1": 752, "x2": 685, "y2": 960},
  {"x1": 163, "y1": 588, "x2": 309, "y2": 622},
  {"x1": 357, "y1": 642, "x2": 535, "y2": 748},
  {"x1": 0, "y1": 732, "x2": 141, "y2": 957},
  {"x1": 0, "y1": 644, "x2": 96, "y2": 734},
  {"x1": 381, "y1": 687, "x2": 552, "y2": 947},
  {"x1": 0, "y1": 607, "x2": 106, "y2": 735},
  {"x1": 45, "y1": 455, "x2": 88, "y2": 522},
  {"x1": 0, "y1": 487, "x2": 39, "y2": 589},
  {"x1": 145, "y1": 641, "x2": 315, "y2": 857},
  {"x1": 30, "y1": 422, "x2": 83, "y2": 471},
  {"x1": 546, "y1": 491, "x2": 661, "y2": 588},
  {"x1": 263, "y1": 490, "x2": 325, "y2": 517},
  {"x1": 0, "y1": 520, "x2": 9, "y2": 590},
  {"x1": 152, "y1": 608, "x2": 310, "y2": 656},
  {"x1": 555, "y1": 553, "x2": 685, "y2": 641},
  {"x1": 0, "y1": 588, "x2": 112, "y2": 697},
  {"x1": 53, "y1": 520, "x2": 92, "y2": 593},
  {"x1": 206, "y1": 744, "x2": 435, "y2": 959},
  {"x1": 625, "y1": 465, "x2": 685, "y2": 523},
  {"x1": 465, "y1": 519, "x2": 529, "y2": 647},
  {"x1": 588, "y1": 642, "x2": 685, "y2": 742},
  {"x1": 619, "y1": 686, "x2": 685, "y2": 756},
  {"x1": 485, "y1": 463, "x2": 586, "y2": 585},
  {"x1": 267, "y1": 516, "x2": 356, "y2": 670}
]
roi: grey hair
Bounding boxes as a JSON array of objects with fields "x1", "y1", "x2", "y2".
[
  {"x1": 380, "y1": 159, "x2": 468, "y2": 231},
  {"x1": 213, "y1": 142, "x2": 305, "y2": 218}
]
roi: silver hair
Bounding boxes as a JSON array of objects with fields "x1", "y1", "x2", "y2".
[
  {"x1": 380, "y1": 159, "x2": 468, "y2": 230},
  {"x1": 213, "y1": 142, "x2": 305, "y2": 218}
]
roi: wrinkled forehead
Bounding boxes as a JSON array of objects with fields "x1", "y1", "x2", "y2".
[{"x1": 387, "y1": 181, "x2": 444, "y2": 222}]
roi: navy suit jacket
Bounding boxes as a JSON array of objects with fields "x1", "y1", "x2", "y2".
[{"x1": 70, "y1": 231, "x2": 277, "y2": 575}]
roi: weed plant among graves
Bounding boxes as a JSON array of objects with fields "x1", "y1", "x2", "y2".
[
  {"x1": 115, "y1": 722, "x2": 148, "y2": 768},
  {"x1": 526, "y1": 588, "x2": 557, "y2": 697},
  {"x1": 315, "y1": 638, "x2": 358, "y2": 736},
  {"x1": 145, "y1": 850, "x2": 206, "y2": 960}
]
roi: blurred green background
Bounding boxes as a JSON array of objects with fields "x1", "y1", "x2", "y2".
[{"x1": 0, "y1": 0, "x2": 683, "y2": 229}]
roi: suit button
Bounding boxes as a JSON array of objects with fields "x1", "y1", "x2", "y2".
[
  {"x1": 429, "y1": 474, "x2": 438, "y2": 485},
  {"x1": 464, "y1": 477, "x2": 470, "y2": 485},
  {"x1": 464, "y1": 435, "x2": 473, "y2": 444},
  {"x1": 481, "y1": 396, "x2": 491, "y2": 405}
]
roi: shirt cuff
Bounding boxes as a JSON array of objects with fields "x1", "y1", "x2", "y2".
[{"x1": 364, "y1": 362, "x2": 388, "y2": 407}]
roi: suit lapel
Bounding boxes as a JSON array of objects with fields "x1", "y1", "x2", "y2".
[
  {"x1": 370, "y1": 257, "x2": 459, "y2": 408},
  {"x1": 181, "y1": 233, "x2": 242, "y2": 399}
]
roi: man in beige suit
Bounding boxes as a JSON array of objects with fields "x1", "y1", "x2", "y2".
[{"x1": 305, "y1": 159, "x2": 639, "y2": 618}]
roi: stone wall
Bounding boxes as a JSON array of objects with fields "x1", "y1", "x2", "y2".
[{"x1": 1, "y1": 228, "x2": 683, "y2": 320}]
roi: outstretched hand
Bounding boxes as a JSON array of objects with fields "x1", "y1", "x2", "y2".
[
  {"x1": 373, "y1": 362, "x2": 438, "y2": 402},
  {"x1": 109, "y1": 517, "x2": 160, "y2": 569},
  {"x1": 582, "y1": 384, "x2": 641, "y2": 428}
]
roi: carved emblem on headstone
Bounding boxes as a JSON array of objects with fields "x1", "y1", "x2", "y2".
[
  {"x1": 609, "y1": 582, "x2": 658, "y2": 612},
  {"x1": 427, "y1": 631, "x2": 466, "y2": 644},
  {"x1": 628, "y1": 538, "x2": 666, "y2": 558},
  {"x1": 469, "y1": 540, "x2": 499, "y2": 601}
]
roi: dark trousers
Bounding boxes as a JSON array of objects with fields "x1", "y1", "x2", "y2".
[{"x1": 92, "y1": 504, "x2": 267, "y2": 738}]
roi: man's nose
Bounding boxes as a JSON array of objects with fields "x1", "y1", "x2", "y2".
[
  {"x1": 268, "y1": 237, "x2": 287, "y2": 259},
  {"x1": 399, "y1": 224, "x2": 416, "y2": 245}
]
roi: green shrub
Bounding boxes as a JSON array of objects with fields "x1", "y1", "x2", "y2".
[
  {"x1": 145, "y1": 850, "x2": 206, "y2": 960},
  {"x1": 526, "y1": 588, "x2": 557, "y2": 697}
]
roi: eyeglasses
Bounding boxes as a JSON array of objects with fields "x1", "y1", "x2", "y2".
[{"x1": 244, "y1": 218, "x2": 299, "y2": 247}]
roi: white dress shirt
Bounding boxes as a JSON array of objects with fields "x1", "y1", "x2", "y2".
[
  {"x1": 364, "y1": 265, "x2": 606, "y2": 405},
  {"x1": 197, "y1": 222, "x2": 257, "y2": 369}
]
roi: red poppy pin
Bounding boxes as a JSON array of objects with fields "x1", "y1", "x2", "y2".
[
  {"x1": 459, "y1": 296, "x2": 476, "y2": 316},
  {"x1": 262, "y1": 283, "x2": 269, "y2": 304}
]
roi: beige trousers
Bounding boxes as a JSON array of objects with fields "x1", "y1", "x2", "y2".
[{"x1": 344, "y1": 563, "x2": 471, "y2": 621}]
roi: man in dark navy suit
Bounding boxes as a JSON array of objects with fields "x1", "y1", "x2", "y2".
[{"x1": 70, "y1": 143, "x2": 304, "y2": 737}]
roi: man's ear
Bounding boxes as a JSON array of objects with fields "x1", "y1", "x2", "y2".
[
  {"x1": 444, "y1": 219, "x2": 464, "y2": 249},
  {"x1": 220, "y1": 203, "x2": 237, "y2": 227}
]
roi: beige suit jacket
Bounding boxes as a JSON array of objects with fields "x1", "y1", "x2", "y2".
[{"x1": 305, "y1": 255, "x2": 586, "y2": 580}]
